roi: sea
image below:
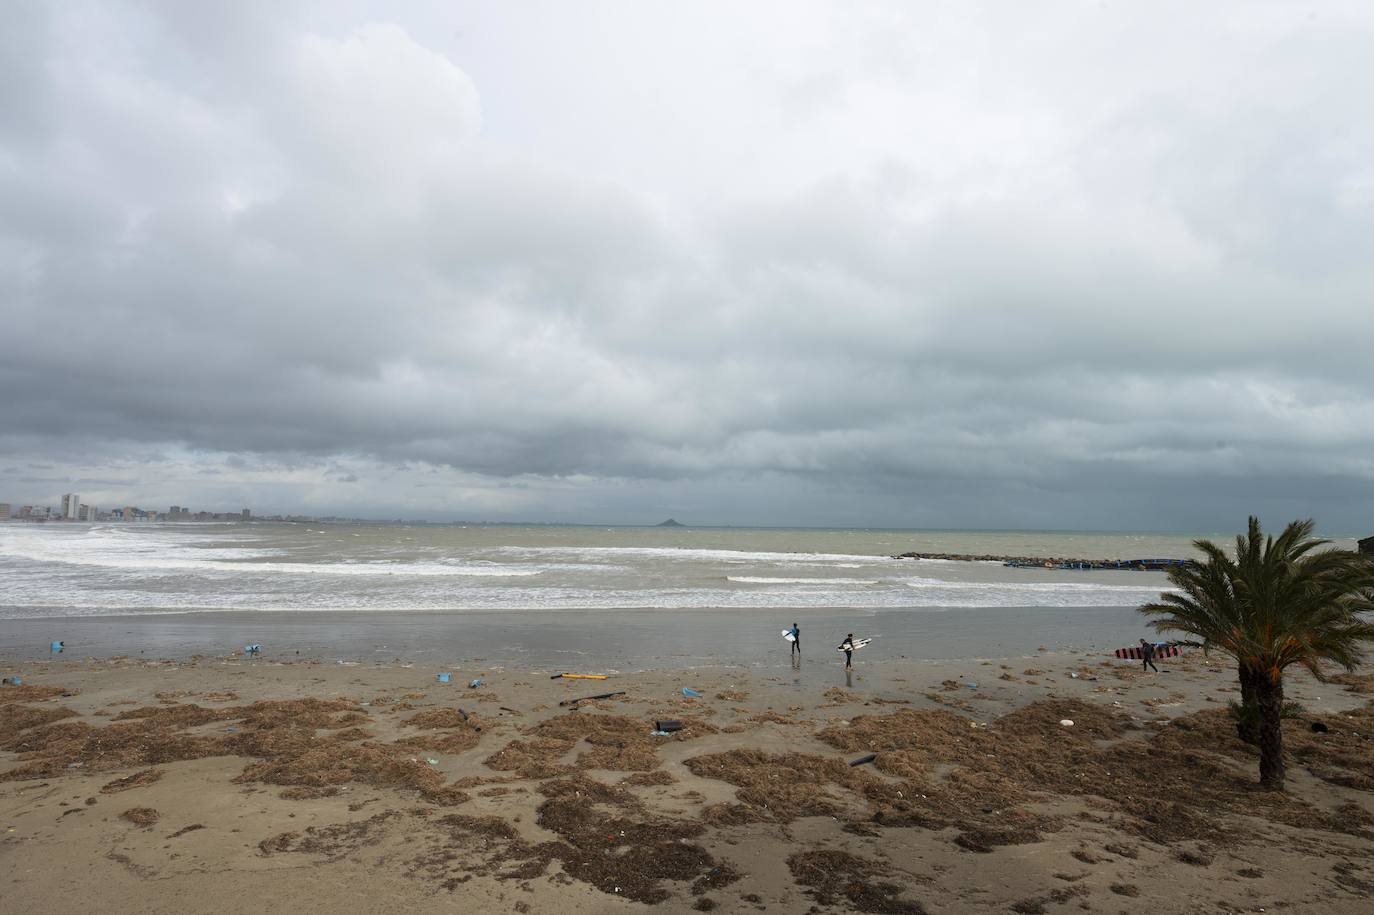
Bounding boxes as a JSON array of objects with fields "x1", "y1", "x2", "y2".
[{"x1": 0, "y1": 523, "x2": 1359, "y2": 667}]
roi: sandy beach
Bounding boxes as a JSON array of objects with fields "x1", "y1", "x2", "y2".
[{"x1": 3, "y1": 648, "x2": 1372, "y2": 914}]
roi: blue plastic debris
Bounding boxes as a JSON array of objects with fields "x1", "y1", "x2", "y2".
[
  {"x1": 244, "y1": 644, "x2": 262, "y2": 657},
  {"x1": 682, "y1": 687, "x2": 702, "y2": 698},
  {"x1": 437, "y1": 673, "x2": 452, "y2": 683},
  {"x1": 50, "y1": 641, "x2": 64, "y2": 653},
  {"x1": 469, "y1": 679, "x2": 483, "y2": 689}
]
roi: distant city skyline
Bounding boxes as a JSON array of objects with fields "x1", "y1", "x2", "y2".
[{"x1": 0, "y1": 495, "x2": 250, "y2": 524}]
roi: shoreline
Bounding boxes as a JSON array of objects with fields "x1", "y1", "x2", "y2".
[{"x1": 2, "y1": 605, "x2": 1154, "y2": 668}]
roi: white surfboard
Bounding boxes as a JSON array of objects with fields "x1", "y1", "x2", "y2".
[
  {"x1": 837, "y1": 638, "x2": 872, "y2": 652},
  {"x1": 781, "y1": 629, "x2": 796, "y2": 642}
]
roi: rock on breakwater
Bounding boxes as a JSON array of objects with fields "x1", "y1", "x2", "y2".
[{"x1": 895, "y1": 552, "x2": 1190, "y2": 571}]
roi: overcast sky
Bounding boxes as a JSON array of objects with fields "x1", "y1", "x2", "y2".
[{"x1": 3, "y1": 1, "x2": 1373, "y2": 531}]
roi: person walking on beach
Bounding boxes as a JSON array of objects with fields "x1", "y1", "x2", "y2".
[
  {"x1": 839, "y1": 633, "x2": 855, "y2": 670},
  {"x1": 1139, "y1": 638, "x2": 1159, "y2": 673},
  {"x1": 789, "y1": 622, "x2": 801, "y2": 659}
]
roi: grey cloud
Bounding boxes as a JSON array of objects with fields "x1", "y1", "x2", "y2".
[{"x1": 2, "y1": 2, "x2": 1374, "y2": 529}]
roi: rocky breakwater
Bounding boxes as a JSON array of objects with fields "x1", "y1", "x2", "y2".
[{"x1": 895, "y1": 552, "x2": 1190, "y2": 571}]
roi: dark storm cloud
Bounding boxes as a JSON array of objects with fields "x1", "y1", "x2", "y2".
[{"x1": 2, "y1": 1, "x2": 1374, "y2": 528}]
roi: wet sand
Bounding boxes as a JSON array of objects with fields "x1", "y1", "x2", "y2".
[
  {"x1": 0, "y1": 605, "x2": 1146, "y2": 667},
  {"x1": 2, "y1": 649, "x2": 1372, "y2": 914}
]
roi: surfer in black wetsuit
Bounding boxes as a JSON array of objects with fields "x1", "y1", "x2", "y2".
[
  {"x1": 790, "y1": 623, "x2": 800, "y2": 658},
  {"x1": 1139, "y1": 638, "x2": 1159, "y2": 673},
  {"x1": 840, "y1": 633, "x2": 855, "y2": 669}
]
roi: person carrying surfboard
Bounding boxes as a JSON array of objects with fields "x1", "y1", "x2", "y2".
[
  {"x1": 789, "y1": 623, "x2": 800, "y2": 658},
  {"x1": 1139, "y1": 638, "x2": 1159, "y2": 673},
  {"x1": 839, "y1": 633, "x2": 855, "y2": 669}
]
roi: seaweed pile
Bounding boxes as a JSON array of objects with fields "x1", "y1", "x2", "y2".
[{"x1": 687, "y1": 696, "x2": 1374, "y2": 852}]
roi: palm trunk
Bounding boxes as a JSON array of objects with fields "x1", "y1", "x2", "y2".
[
  {"x1": 1256, "y1": 674, "x2": 1285, "y2": 789},
  {"x1": 1236, "y1": 664, "x2": 1260, "y2": 745}
]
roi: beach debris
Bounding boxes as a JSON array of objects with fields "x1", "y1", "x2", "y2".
[
  {"x1": 789, "y1": 848, "x2": 927, "y2": 912},
  {"x1": 50, "y1": 641, "x2": 64, "y2": 653},
  {"x1": 1, "y1": 677, "x2": 20, "y2": 685},
  {"x1": 1070, "y1": 672, "x2": 1080, "y2": 679},
  {"x1": 1311, "y1": 721, "x2": 1329, "y2": 733},
  {"x1": 1059, "y1": 719, "x2": 1075, "y2": 727},
  {"x1": 655, "y1": 720, "x2": 684, "y2": 733},
  {"x1": 243, "y1": 644, "x2": 261, "y2": 657},
  {"x1": 436, "y1": 673, "x2": 451, "y2": 683},
  {"x1": 99, "y1": 768, "x2": 164, "y2": 794},
  {"x1": 401, "y1": 703, "x2": 475, "y2": 725},
  {"x1": 552, "y1": 673, "x2": 609, "y2": 680},
  {"x1": 0, "y1": 683, "x2": 74, "y2": 706},
  {"x1": 558, "y1": 691, "x2": 627, "y2": 707},
  {"x1": 121, "y1": 807, "x2": 160, "y2": 827},
  {"x1": 427, "y1": 758, "x2": 439, "y2": 765},
  {"x1": 963, "y1": 682, "x2": 978, "y2": 689},
  {"x1": 468, "y1": 679, "x2": 483, "y2": 688},
  {"x1": 848, "y1": 753, "x2": 878, "y2": 767},
  {"x1": 682, "y1": 688, "x2": 702, "y2": 698},
  {"x1": 650, "y1": 730, "x2": 670, "y2": 737}
]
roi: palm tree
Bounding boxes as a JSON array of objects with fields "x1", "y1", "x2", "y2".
[{"x1": 1139, "y1": 518, "x2": 1374, "y2": 789}]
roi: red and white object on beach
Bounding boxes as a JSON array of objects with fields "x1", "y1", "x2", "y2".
[{"x1": 1114, "y1": 644, "x2": 1181, "y2": 660}]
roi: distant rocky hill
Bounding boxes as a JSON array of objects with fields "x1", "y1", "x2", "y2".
[{"x1": 656, "y1": 518, "x2": 686, "y2": 527}]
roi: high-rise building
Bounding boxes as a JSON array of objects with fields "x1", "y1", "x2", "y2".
[
  {"x1": 79, "y1": 504, "x2": 95, "y2": 522},
  {"x1": 61, "y1": 493, "x2": 81, "y2": 520},
  {"x1": 0, "y1": 503, "x2": 10, "y2": 520},
  {"x1": 170, "y1": 506, "x2": 181, "y2": 519},
  {"x1": 123, "y1": 506, "x2": 136, "y2": 521},
  {"x1": 242, "y1": 508, "x2": 251, "y2": 521}
]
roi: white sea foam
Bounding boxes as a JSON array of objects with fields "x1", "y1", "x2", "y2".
[
  {"x1": 0, "y1": 529, "x2": 540, "y2": 577},
  {"x1": 900, "y1": 576, "x2": 1166, "y2": 594},
  {"x1": 0, "y1": 523, "x2": 1179, "y2": 618},
  {"x1": 726, "y1": 576, "x2": 876, "y2": 585}
]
